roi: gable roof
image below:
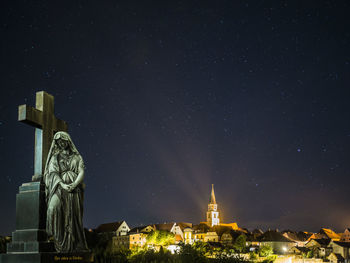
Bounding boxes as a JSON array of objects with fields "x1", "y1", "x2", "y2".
[
  {"x1": 129, "y1": 225, "x2": 155, "y2": 233},
  {"x1": 259, "y1": 230, "x2": 295, "y2": 243},
  {"x1": 307, "y1": 238, "x2": 331, "y2": 247},
  {"x1": 320, "y1": 228, "x2": 341, "y2": 240},
  {"x1": 154, "y1": 223, "x2": 175, "y2": 232},
  {"x1": 283, "y1": 231, "x2": 312, "y2": 242},
  {"x1": 95, "y1": 221, "x2": 125, "y2": 233},
  {"x1": 307, "y1": 233, "x2": 328, "y2": 241},
  {"x1": 176, "y1": 222, "x2": 193, "y2": 231}
]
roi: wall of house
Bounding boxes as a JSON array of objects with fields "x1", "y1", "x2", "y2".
[
  {"x1": 113, "y1": 235, "x2": 130, "y2": 249},
  {"x1": 173, "y1": 226, "x2": 184, "y2": 239},
  {"x1": 184, "y1": 231, "x2": 193, "y2": 244},
  {"x1": 129, "y1": 233, "x2": 146, "y2": 249},
  {"x1": 204, "y1": 232, "x2": 219, "y2": 242},
  {"x1": 116, "y1": 222, "x2": 130, "y2": 236},
  {"x1": 332, "y1": 244, "x2": 344, "y2": 257}
]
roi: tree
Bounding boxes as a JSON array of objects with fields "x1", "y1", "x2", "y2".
[
  {"x1": 177, "y1": 243, "x2": 208, "y2": 263},
  {"x1": 192, "y1": 241, "x2": 212, "y2": 257},
  {"x1": 146, "y1": 230, "x2": 175, "y2": 247},
  {"x1": 233, "y1": 234, "x2": 246, "y2": 253},
  {"x1": 258, "y1": 245, "x2": 273, "y2": 257}
]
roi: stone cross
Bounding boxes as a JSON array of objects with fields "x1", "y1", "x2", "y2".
[{"x1": 18, "y1": 91, "x2": 68, "y2": 181}]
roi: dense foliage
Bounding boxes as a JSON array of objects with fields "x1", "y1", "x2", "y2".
[
  {"x1": 232, "y1": 234, "x2": 246, "y2": 253},
  {"x1": 258, "y1": 245, "x2": 273, "y2": 257},
  {"x1": 146, "y1": 230, "x2": 176, "y2": 247},
  {"x1": 92, "y1": 241, "x2": 251, "y2": 263}
]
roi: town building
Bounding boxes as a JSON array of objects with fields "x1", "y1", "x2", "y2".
[
  {"x1": 183, "y1": 227, "x2": 193, "y2": 244},
  {"x1": 282, "y1": 230, "x2": 311, "y2": 247},
  {"x1": 175, "y1": 222, "x2": 193, "y2": 241},
  {"x1": 95, "y1": 220, "x2": 130, "y2": 237},
  {"x1": 340, "y1": 229, "x2": 350, "y2": 242},
  {"x1": 258, "y1": 230, "x2": 297, "y2": 254},
  {"x1": 113, "y1": 225, "x2": 154, "y2": 249},
  {"x1": 329, "y1": 240, "x2": 350, "y2": 262},
  {"x1": 305, "y1": 238, "x2": 332, "y2": 258}
]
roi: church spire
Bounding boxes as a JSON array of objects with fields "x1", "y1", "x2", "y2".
[
  {"x1": 209, "y1": 184, "x2": 216, "y2": 204},
  {"x1": 207, "y1": 184, "x2": 219, "y2": 226}
]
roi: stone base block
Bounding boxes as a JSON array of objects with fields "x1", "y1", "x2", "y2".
[
  {"x1": 7, "y1": 240, "x2": 54, "y2": 253},
  {"x1": 0, "y1": 251, "x2": 93, "y2": 263},
  {"x1": 12, "y1": 229, "x2": 48, "y2": 243}
]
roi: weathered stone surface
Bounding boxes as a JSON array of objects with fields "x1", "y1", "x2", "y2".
[
  {"x1": 7, "y1": 240, "x2": 54, "y2": 253},
  {"x1": 15, "y1": 182, "x2": 46, "y2": 230},
  {"x1": 12, "y1": 229, "x2": 47, "y2": 242},
  {"x1": 2, "y1": 181, "x2": 55, "y2": 257}
]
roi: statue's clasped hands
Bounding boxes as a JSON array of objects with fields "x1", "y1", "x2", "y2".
[{"x1": 60, "y1": 182, "x2": 76, "y2": 193}]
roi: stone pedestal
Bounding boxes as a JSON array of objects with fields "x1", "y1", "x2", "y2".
[
  {"x1": 0, "y1": 181, "x2": 93, "y2": 262},
  {"x1": 5, "y1": 181, "x2": 53, "y2": 254}
]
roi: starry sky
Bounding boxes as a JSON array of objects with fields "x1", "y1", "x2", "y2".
[{"x1": 1, "y1": 1, "x2": 350, "y2": 235}]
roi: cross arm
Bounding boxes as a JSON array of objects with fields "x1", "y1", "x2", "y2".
[
  {"x1": 18, "y1": 104, "x2": 43, "y2": 128},
  {"x1": 53, "y1": 117, "x2": 68, "y2": 132}
]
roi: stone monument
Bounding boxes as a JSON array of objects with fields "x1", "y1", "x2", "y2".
[{"x1": 0, "y1": 91, "x2": 92, "y2": 262}]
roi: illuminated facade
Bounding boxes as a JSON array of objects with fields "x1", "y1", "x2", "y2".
[
  {"x1": 206, "y1": 184, "x2": 220, "y2": 227},
  {"x1": 113, "y1": 232, "x2": 147, "y2": 249},
  {"x1": 184, "y1": 228, "x2": 193, "y2": 244}
]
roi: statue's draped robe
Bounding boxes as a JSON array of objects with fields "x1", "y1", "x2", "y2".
[{"x1": 45, "y1": 152, "x2": 88, "y2": 252}]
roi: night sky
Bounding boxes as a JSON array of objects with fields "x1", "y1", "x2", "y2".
[{"x1": 1, "y1": 1, "x2": 350, "y2": 235}]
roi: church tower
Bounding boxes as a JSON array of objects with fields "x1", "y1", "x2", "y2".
[{"x1": 206, "y1": 184, "x2": 220, "y2": 227}]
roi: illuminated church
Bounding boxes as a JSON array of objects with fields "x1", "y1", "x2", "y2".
[
  {"x1": 206, "y1": 184, "x2": 220, "y2": 227},
  {"x1": 205, "y1": 184, "x2": 239, "y2": 230}
]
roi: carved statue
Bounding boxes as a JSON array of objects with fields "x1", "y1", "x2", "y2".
[{"x1": 44, "y1": 131, "x2": 88, "y2": 252}]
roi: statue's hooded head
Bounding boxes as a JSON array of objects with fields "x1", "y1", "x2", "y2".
[
  {"x1": 44, "y1": 131, "x2": 81, "y2": 178},
  {"x1": 52, "y1": 131, "x2": 79, "y2": 155}
]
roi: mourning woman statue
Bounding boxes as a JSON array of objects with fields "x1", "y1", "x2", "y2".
[{"x1": 44, "y1": 131, "x2": 88, "y2": 252}]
